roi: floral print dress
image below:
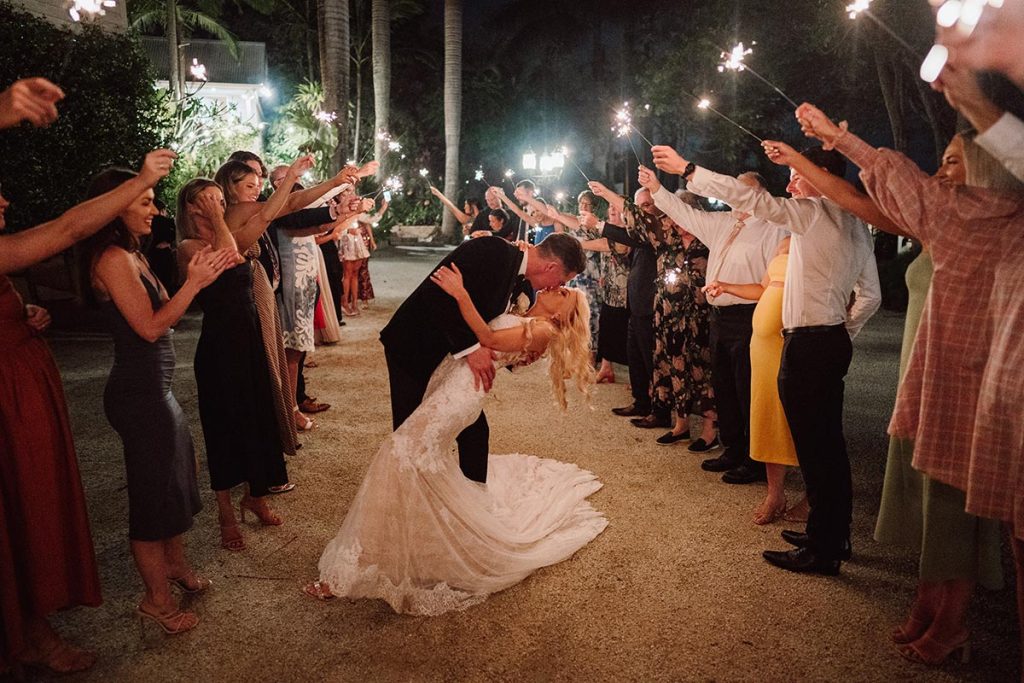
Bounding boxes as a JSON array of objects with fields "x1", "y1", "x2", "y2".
[
  {"x1": 568, "y1": 226, "x2": 605, "y2": 351},
  {"x1": 625, "y1": 203, "x2": 714, "y2": 418}
]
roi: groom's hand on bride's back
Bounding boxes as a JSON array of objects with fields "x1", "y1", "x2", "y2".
[{"x1": 466, "y1": 346, "x2": 498, "y2": 392}]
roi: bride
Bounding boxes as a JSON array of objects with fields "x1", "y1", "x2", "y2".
[{"x1": 306, "y1": 264, "x2": 608, "y2": 615}]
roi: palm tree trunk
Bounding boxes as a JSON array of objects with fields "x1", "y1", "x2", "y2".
[
  {"x1": 166, "y1": 0, "x2": 182, "y2": 99},
  {"x1": 319, "y1": 0, "x2": 350, "y2": 173},
  {"x1": 442, "y1": 0, "x2": 462, "y2": 240},
  {"x1": 372, "y1": 0, "x2": 390, "y2": 177},
  {"x1": 353, "y1": 63, "x2": 362, "y2": 161}
]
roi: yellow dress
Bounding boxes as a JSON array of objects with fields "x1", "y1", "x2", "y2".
[{"x1": 749, "y1": 254, "x2": 798, "y2": 466}]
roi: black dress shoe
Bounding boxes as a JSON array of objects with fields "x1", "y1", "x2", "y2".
[
  {"x1": 781, "y1": 530, "x2": 852, "y2": 560},
  {"x1": 630, "y1": 415, "x2": 672, "y2": 429},
  {"x1": 656, "y1": 430, "x2": 690, "y2": 445},
  {"x1": 612, "y1": 404, "x2": 647, "y2": 417},
  {"x1": 701, "y1": 454, "x2": 740, "y2": 472},
  {"x1": 762, "y1": 547, "x2": 840, "y2": 576},
  {"x1": 721, "y1": 463, "x2": 767, "y2": 485}
]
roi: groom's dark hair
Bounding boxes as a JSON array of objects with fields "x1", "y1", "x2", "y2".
[{"x1": 536, "y1": 232, "x2": 586, "y2": 275}]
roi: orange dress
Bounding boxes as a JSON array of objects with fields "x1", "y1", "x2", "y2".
[{"x1": 0, "y1": 276, "x2": 101, "y2": 663}]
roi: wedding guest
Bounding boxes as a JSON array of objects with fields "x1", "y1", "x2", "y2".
[
  {"x1": 81, "y1": 168, "x2": 236, "y2": 635},
  {"x1": 530, "y1": 191, "x2": 605, "y2": 362},
  {"x1": 143, "y1": 199, "x2": 178, "y2": 295},
  {"x1": 599, "y1": 178, "x2": 718, "y2": 447},
  {"x1": 936, "y1": 64, "x2": 1024, "y2": 182},
  {"x1": 582, "y1": 187, "x2": 662, "y2": 426},
  {"x1": 340, "y1": 221, "x2": 370, "y2": 316},
  {"x1": 355, "y1": 200, "x2": 385, "y2": 307},
  {"x1": 703, "y1": 237, "x2": 798, "y2": 524},
  {"x1": 595, "y1": 203, "x2": 631, "y2": 384},
  {"x1": 793, "y1": 102, "x2": 1020, "y2": 663},
  {"x1": 653, "y1": 143, "x2": 882, "y2": 575},
  {"x1": 177, "y1": 163, "x2": 310, "y2": 550},
  {"x1": 434, "y1": 185, "x2": 506, "y2": 237},
  {"x1": 492, "y1": 182, "x2": 544, "y2": 242},
  {"x1": 642, "y1": 168, "x2": 787, "y2": 479},
  {"x1": 0, "y1": 150, "x2": 173, "y2": 675},
  {"x1": 429, "y1": 186, "x2": 480, "y2": 235}
]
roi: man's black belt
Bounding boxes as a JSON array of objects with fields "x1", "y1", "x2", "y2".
[{"x1": 782, "y1": 324, "x2": 845, "y2": 336}]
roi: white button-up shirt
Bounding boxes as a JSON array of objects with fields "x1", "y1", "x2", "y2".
[
  {"x1": 652, "y1": 186, "x2": 787, "y2": 307},
  {"x1": 976, "y1": 112, "x2": 1024, "y2": 183},
  {"x1": 688, "y1": 167, "x2": 881, "y2": 338}
]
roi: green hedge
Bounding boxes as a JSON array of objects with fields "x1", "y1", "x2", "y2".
[{"x1": 0, "y1": 1, "x2": 166, "y2": 230}]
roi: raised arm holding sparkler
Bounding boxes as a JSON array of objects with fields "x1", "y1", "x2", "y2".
[{"x1": 0, "y1": 78, "x2": 65, "y2": 128}]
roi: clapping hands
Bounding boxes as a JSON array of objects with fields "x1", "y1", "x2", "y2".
[{"x1": 186, "y1": 246, "x2": 240, "y2": 289}]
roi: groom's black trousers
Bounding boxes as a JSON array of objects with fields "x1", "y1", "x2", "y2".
[{"x1": 384, "y1": 348, "x2": 489, "y2": 483}]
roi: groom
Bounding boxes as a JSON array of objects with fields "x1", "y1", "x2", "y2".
[{"x1": 380, "y1": 233, "x2": 586, "y2": 483}]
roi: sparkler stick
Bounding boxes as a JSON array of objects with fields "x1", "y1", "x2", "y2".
[
  {"x1": 689, "y1": 93, "x2": 764, "y2": 143},
  {"x1": 718, "y1": 42, "x2": 799, "y2": 109},
  {"x1": 563, "y1": 149, "x2": 590, "y2": 182},
  {"x1": 612, "y1": 103, "x2": 645, "y2": 165},
  {"x1": 846, "y1": 0, "x2": 921, "y2": 56}
]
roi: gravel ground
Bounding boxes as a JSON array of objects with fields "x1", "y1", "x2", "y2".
[{"x1": 36, "y1": 249, "x2": 1018, "y2": 682}]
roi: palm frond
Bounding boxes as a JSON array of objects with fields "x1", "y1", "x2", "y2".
[{"x1": 179, "y1": 9, "x2": 240, "y2": 58}]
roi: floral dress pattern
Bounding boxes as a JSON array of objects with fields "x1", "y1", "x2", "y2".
[
  {"x1": 278, "y1": 232, "x2": 320, "y2": 353},
  {"x1": 568, "y1": 226, "x2": 605, "y2": 350},
  {"x1": 624, "y1": 202, "x2": 714, "y2": 418}
]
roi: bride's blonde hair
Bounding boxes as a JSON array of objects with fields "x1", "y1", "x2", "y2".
[{"x1": 544, "y1": 288, "x2": 596, "y2": 410}]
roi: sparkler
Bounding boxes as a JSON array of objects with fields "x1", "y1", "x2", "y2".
[
  {"x1": 612, "y1": 102, "x2": 644, "y2": 165},
  {"x1": 665, "y1": 269, "x2": 681, "y2": 286},
  {"x1": 693, "y1": 95, "x2": 764, "y2": 143},
  {"x1": 189, "y1": 58, "x2": 208, "y2": 82},
  {"x1": 67, "y1": 0, "x2": 116, "y2": 21},
  {"x1": 846, "y1": 0, "x2": 922, "y2": 56},
  {"x1": 419, "y1": 168, "x2": 430, "y2": 178},
  {"x1": 474, "y1": 167, "x2": 486, "y2": 182},
  {"x1": 561, "y1": 147, "x2": 591, "y2": 182},
  {"x1": 314, "y1": 110, "x2": 337, "y2": 124},
  {"x1": 717, "y1": 41, "x2": 799, "y2": 109}
]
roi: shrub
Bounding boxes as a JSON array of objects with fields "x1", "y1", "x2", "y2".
[{"x1": 0, "y1": 1, "x2": 166, "y2": 230}]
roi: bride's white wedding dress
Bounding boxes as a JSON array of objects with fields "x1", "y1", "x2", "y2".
[{"x1": 318, "y1": 314, "x2": 607, "y2": 616}]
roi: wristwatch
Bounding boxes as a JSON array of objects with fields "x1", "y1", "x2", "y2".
[{"x1": 682, "y1": 162, "x2": 697, "y2": 181}]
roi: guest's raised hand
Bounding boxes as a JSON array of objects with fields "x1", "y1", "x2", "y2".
[
  {"x1": 24, "y1": 304, "x2": 51, "y2": 333},
  {"x1": 795, "y1": 103, "x2": 841, "y2": 142},
  {"x1": 637, "y1": 165, "x2": 662, "y2": 193},
  {"x1": 761, "y1": 140, "x2": 799, "y2": 167},
  {"x1": 429, "y1": 185, "x2": 442, "y2": 198},
  {"x1": 579, "y1": 211, "x2": 600, "y2": 231},
  {"x1": 650, "y1": 146, "x2": 689, "y2": 175},
  {"x1": 287, "y1": 154, "x2": 315, "y2": 179},
  {"x1": 587, "y1": 181, "x2": 613, "y2": 200},
  {"x1": 489, "y1": 186, "x2": 506, "y2": 198},
  {"x1": 334, "y1": 164, "x2": 360, "y2": 186},
  {"x1": 192, "y1": 189, "x2": 225, "y2": 222},
  {"x1": 359, "y1": 198, "x2": 375, "y2": 213},
  {"x1": 357, "y1": 160, "x2": 380, "y2": 177},
  {"x1": 137, "y1": 149, "x2": 178, "y2": 187},
  {"x1": 0, "y1": 78, "x2": 65, "y2": 129},
  {"x1": 429, "y1": 263, "x2": 467, "y2": 298}
]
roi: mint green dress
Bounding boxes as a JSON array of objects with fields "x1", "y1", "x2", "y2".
[{"x1": 874, "y1": 251, "x2": 1003, "y2": 589}]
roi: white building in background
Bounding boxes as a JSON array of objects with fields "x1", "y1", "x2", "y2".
[
  {"x1": 141, "y1": 36, "x2": 271, "y2": 147},
  {"x1": 13, "y1": 0, "x2": 128, "y2": 30}
]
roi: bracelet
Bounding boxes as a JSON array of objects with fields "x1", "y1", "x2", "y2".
[{"x1": 822, "y1": 121, "x2": 849, "y2": 151}]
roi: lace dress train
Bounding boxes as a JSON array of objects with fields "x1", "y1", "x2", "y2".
[{"x1": 318, "y1": 315, "x2": 607, "y2": 615}]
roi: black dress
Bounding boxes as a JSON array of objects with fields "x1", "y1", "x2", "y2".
[
  {"x1": 102, "y1": 267, "x2": 201, "y2": 541},
  {"x1": 194, "y1": 262, "x2": 288, "y2": 496}
]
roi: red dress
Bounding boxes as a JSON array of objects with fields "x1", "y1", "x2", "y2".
[{"x1": 0, "y1": 276, "x2": 101, "y2": 663}]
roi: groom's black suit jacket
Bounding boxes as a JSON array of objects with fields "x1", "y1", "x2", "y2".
[{"x1": 380, "y1": 236, "x2": 526, "y2": 380}]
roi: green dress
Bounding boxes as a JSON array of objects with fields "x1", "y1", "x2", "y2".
[{"x1": 874, "y1": 251, "x2": 1003, "y2": 589}]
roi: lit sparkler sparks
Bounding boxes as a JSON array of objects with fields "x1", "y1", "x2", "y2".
[
  {"x1": 387, "y1": 140, "x2": 402, "y2": 152},
  {"x1": 474, "y1": 168, "x2": 486, "y2": 182},
  {"x1": 315, "y1": 110, "x2": 338, "y2": 124},
  {"x1": 504, "y1": 169, "x2": 515, "y2": 179},
  {"x1": 189, "y1": 58, "x2": 208, "y2": 82},
  {"x1": 717, "y1": 42, "x2": 754, "y2": 72},
  {"x1": 612, "y1": 103, "x2": 633, "y2": 138},
  {"x1": 845, "y1": 0, "x2": 872, "y2": 19},
  {"x1": 716, "y1": 41, "x2": 798, "y2": 109},
  {"x1": 67, "y1": 0, "x2": 116, "y2": 22},
  {"x1": 384, "y1": 175, "x2": 404, "y2": 192},
  {"x1": 419, "y1": 168, "x2": 430, "y2": 178},
  {"x1": 665, "y1": 269, "x2": 681, "y2": 286}
]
